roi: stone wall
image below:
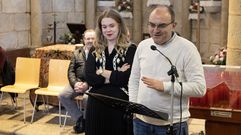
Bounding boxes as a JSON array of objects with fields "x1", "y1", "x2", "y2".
[
  {"x1": 0, "y1": 0, "x2": 228, "y2": 63},
  {"x1": 191, "y1": 12, "x2": 223, "y2": 64},
  {"x1": 41, "y1": 0, "x2": 85, "y2": 45},
  {"x1": 0, "y1": 0, "x2": 85, "y2": 50},
  {"x1": 0, "y1": 0, "x2": 30, "y2": 50}
]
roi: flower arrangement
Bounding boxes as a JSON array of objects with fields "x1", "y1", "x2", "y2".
[
  {"x1": 117, "y1": 0, "x2": 133, "y2": 12},
  {"x1": 209, "y1": 47, "x2": 227, "y2": 65},
  {"x1": 59, "y1": 33, "x2": 75, "y2": 44},
  {"x1": 189, "y1": 1, "x2": 204, "y2": 13}
]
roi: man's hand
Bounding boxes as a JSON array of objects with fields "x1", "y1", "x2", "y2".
[
  {"x1": 141, "y1": 76, "x2": 164, "y2": 92},
  {"x1": 74, "y1": 82, "x2": 89, "y2": 93}
]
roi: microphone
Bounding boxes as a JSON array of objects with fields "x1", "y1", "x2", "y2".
[
  {"x1": 150, "y1": 45, "x2": 179, "y2": 79},
  {"x1": 151, "y1": 45, "x2": 183, "y2": 135}
]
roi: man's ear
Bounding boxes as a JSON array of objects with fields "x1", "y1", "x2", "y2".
[{"x1": 172, "y1": 22, "x2": 177, "y2": 28}]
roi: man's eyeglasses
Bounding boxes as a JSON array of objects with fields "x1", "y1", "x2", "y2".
[{"x1": 148, "y1": 21, "x2": 174, "y2": 29}]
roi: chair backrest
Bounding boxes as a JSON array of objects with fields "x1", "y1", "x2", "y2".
[
  {"x1": 47, "y1": 59, "x2": 70, "y2": 90},
  {"x1": 15, "y1": 57, "x2": 41, "y2": 87}
]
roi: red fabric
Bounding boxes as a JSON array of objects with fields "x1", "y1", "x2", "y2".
[{"x1": 190, "y1": 67, "x2": 241, "y2": 109}]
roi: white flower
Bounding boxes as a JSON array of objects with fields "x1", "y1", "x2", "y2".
[
  {"x1": 209, "y1": 47, "x2": 227, "y2": 65},
  {"x1": 117, "y1": 0, "x2": 132, "y2": 12}
]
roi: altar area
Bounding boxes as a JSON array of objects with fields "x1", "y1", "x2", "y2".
[{"x1": 190, "y1": 65, "x2": 241, "y2": 135}]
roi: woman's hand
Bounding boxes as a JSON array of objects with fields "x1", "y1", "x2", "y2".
[
  {"x1": 96, "y1": 67, "x2": 104, "y2": 75},
  {"x1": 96, "y1": 67, "x2": 111, "y2": 83},
  {"x1": 118, "y1": 63, "x2": 130, "y2": 72}
]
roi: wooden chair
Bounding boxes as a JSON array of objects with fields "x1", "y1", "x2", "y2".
[
  {"x1": 31, "y1": 59, "x2": 70, "y2": 126},
  {"x1": 0, "y1": 57, "x2": 41, "y2": 123}
]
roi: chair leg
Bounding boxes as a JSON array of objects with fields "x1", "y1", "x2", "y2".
[
  {"x1": 23, "y1": 94, "x2": 26, "y2": 123},
  {"x1": 14, "y1": 96, "x2": 18, "y2": 109},
  {"x1": 47, "y1": 96, "x2": 50, "y2": 112},
  {"x1": 62, "y1": 111, "x2": 68, "y2": 128},
  {"x1": 10, "y1": 94, "x2": 15, "y2": 107},
  {"x1": 41, "y1": 95, "x2": 47, "y2": 113},
  {"x1": 59, "y1": 101, "x2": 62, "y2": 127},
  {"x1": 31, "y1": 94, "x2": 38, "y2": 123},
  {"x1": 0, "y1": 92, "x2": 4, "y2": 105}
]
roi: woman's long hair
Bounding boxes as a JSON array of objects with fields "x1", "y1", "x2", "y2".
[{"x1": 94, "y1": 8, "x2": 130, "y2": 58}]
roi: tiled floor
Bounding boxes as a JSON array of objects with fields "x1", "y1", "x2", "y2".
[
  {"x1": 0, "y1": 93, "x2": 205, "y2": 135},
  {"x1": 188, "y1": 119, "x2": 205, "y2": 135}
]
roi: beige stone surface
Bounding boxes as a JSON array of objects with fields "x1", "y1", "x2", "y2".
[
  {"x1": 85, "y1": 0, "x2": 96, "y2": 29},
  {"x1": 75, "y1": 0, "x2": 85, "y2": 12},
  {"x1": 17, "y1": 31, "x2": 30, "y2": 47},
  {"x1": 0, "y1": 32, "x2": 18, "y2": 49},
  {"x1": 2, "y1": 0, "x2": 27, "y2": 13},
  {"x1": 220, "y1": 0, "x2": 229, "y2": 47},
  {"x1": 0, "y1": 1, "x2": 2, "y2": 13},
  {"x1": 40, "y1": 0, "x2": 53, "y2": 13},
  {"x1": 53, "y1": 0, "x2": 75, "y2": 12},
  {"x1": 227, "y1": 0, "x2": 241, "y2": 66},
  {"x1": 227, "y1": 49, "x2": 241, "y2": 66},
  {"x1": 227, "y1": 16, "x2": 241, "y2": 48},
  {"x1": 31, "y1": 0, "x2": 42, "y2": 48},
  {"x1": 15, "y1": 14, "x2": 30, "y2": 31},
  {"x1": 229, "y1": 0, "x2": 241, "y2": 13},
  {"x1": 67, "y1": 12, "x2": 85, "y2": 23},
  {"x1": 188, "y1": 119, "x2": 205, "y2": 135},
  {"x1": 0, "y1": 14, "x2": 14, "y2": 33}
]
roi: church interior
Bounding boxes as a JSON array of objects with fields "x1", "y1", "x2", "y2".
[{"x1": 0, "y1": 0, "x2": 241, "y2": 135}]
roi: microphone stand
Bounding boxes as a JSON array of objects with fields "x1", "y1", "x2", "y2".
[
  {"x1": 53, "y1": 13, "x2": 57, "y2": 45},
  {"x1": 166, "y1": 65, "x2": 178, "y2": 135},
  {"x1": 150, "y1": 45, "x2": 179, "y2": 135}
]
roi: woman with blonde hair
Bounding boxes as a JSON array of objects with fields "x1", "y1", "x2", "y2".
[{"x1": 85, "y1": 8, "x2": 136, "y2": 135}]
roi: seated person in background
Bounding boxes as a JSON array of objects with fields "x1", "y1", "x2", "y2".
[
  {"x1": 58, "y1": 29, "x2": 95, "y2": 134},
  {"x1": 0, "y1": 46, "x2": 7, "y2": 85},
  {"x1": 0, "y1": 46, "x2": 16, "y2": 101}
]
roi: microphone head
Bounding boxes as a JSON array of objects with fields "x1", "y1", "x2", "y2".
[{"x1": 150, "y1": 45, "x2": 157, "y2": 51}]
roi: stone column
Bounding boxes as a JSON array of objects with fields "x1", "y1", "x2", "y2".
[
  {"x1": 180, "y1": 0, "x2": 191, "y2": 40},
  {"x1": 133, "y1": 0, "x2": 142, "y2": 44},
  {"x1": 30, "y1": 0, "x2": 42, "y2": 48},
  {"x1": 85, "y1": 0, "x2": 96, "y2": 29},
  {"x1": 221, "y1": 0, "x2": 228, "y2": 47},
  {"x1": 226, "y1": 0, "x2": 241, "y2": 65}
]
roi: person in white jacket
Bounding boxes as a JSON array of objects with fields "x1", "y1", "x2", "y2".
[{"x1": 128, "y1": 5, "x2": 206, "y2": 135}]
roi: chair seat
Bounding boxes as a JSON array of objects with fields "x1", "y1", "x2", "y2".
[
  {"x1": 35, "y1": 87, "x2": 65, "y2": 96},
  {"x1": 1, "y1": 85, "x2": 38, "y2": 94}
]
